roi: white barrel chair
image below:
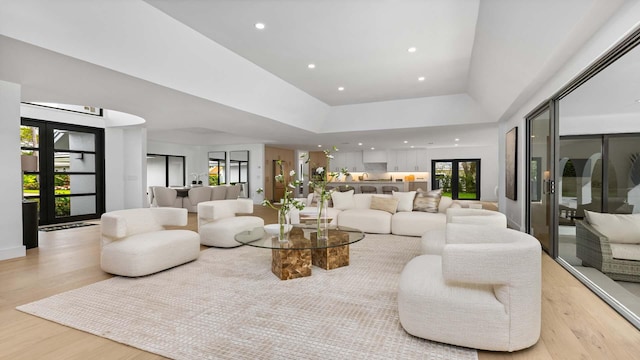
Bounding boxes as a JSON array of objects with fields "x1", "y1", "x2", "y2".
[
  {"x1": 398, "y1": 223, "x2": 541, "y2": 352},
  {"x1": 100, "y1": 207, "x2": 200, "y2": 277},
  {"x1": 422, "y1": 207, "x2": 507, "y2": 255},
  {"x1": 198, "y1": 199, "x2": 264, "y2": 248}
]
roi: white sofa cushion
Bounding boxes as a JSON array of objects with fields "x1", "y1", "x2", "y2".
[
  {"x1": 391, "y1": 211, "x2": 447, "y2": 236},
  {"x1": 610, "y1": 243, "x2": 640, "y2": 261},
  {"x1": 585, "y1": 210, "x2": 640, "y2": 244},
  {"x1": 199, "y1": 216, "x2": 264, "y2": 247},
  {"x1": 101, "y1": 230, "x2": 200, "y2": 277},
  {"x1": 438, "y1": 196, "x2": 453, "y2": 213},
  {"x1": 331, "y1": 189, "x2": 355, "y2": 210},
  {"x1": 393, "y1": 191, "x2": 416, "y2": 212},
  {"x1": 338, "y1": 208, "x2": 392, "y2": 234},
  {"x1": 446, "y1": 208, "x2": 507, "y2": 227}
]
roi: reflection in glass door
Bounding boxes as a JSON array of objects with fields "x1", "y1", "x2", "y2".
[{"x1": 527, "y1": 106, "x2": 555, "y2": 254}]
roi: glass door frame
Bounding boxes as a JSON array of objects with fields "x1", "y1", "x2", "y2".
[{"x1": 525, "y1": 101, "x2": 558, "y2": 257}]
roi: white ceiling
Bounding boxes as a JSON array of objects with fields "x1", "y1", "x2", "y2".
[
  {"x1": 145, "y1": 0, "x2": 479, "y2": 106},
  {"x1": 0, "y1": 0, "x2": 628, "y2": 152}
]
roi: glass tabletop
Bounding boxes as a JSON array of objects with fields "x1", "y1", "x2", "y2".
[{"x1": 234, "y1": 224, "x2": 365, "y2": 250}]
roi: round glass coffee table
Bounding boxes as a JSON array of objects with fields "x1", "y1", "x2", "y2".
[{"x1": 235, "y1": 225, "x2": 365, "y2": 280}]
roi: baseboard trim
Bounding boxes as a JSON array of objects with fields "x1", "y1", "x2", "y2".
[{"x1": 0, "y1": 245, "x2": 26, "y2": 261}]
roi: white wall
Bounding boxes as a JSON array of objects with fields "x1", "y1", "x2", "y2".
[
  {"x1": 501, "y1": 1, "x2": 640, "y2": 230},
  {"x1": 0, "y1": 80, "x2": 26, "y2": 260}
]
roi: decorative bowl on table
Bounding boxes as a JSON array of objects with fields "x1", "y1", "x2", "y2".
[{"x1": 264, "y1": 224, "x2": 293, "y2": 236}]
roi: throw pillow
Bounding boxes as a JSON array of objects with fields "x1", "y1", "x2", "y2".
[
  {"x1": 413, "y1": 188, "x2": 442, "y2": 213},
  {"x1": 585, "y1": 210, "x2": 640, "y2": 244},
  {"x1": 438, "y1": 196, "x2": 453, "y2": 213},
  {"x1": 370, "y1": 196, "x2": 399, "y2": 214},
  {"x1": 392, "y1": 191, "x2": 417, "y2": 212},
  {"x1": 331, "y1": 189, "x2": 355, "y2": 210}
]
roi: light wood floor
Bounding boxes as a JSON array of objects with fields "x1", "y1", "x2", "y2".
[{"x1": 1, "y1": 206, "x2": 640, "y2": 360}]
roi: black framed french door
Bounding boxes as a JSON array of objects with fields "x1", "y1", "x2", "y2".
[
  {"x1": 20, "y1": 118, "x2": 105, "y2": 225},
  {"x1": 431, "y1": 159, "x2": 481, "y2": 200}
]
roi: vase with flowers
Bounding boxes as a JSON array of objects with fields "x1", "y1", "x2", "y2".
[
  {"x1": 302, "y1": 146, "x2": 349, "y2": 241},
  {"x1": 257, "y1": 160, "x2": 305, "y2": 242}
]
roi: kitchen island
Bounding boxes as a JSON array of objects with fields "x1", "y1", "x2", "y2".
[{"x1": 330, "y1": 181, "x2": 429, "y2": 194}]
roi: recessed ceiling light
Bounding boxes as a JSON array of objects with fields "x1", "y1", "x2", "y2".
[
  {"x1": 635, "y1": 99, "x2": 640, "y2": 103},
  {"x1": 408, "y1": 47, "x2": 417, "y2": 53},
  {"x1": 371, "y1": 147, "x2": 375, "y2": 150},
  {"x1": 403, "y1": 140, "x2": 408, "y2": 144},
  {"x1": 418, "y1": 76, "x2": 425, "y2": 82},
  {"x1": 317, "y1": 144, "x2": 322, "y2": 148},
  {"x1": 254, "y1": 23, "x2": 265, "y2": 30},
  {"x1": 308, "y1": 63, "x2": 316, "y2": 69},
  {"x1": 358, "y1": 142, "x2": 363, "y2": 146},
  {"x1": 531, "y1": 135, "x2": 536, "y2": 138},
  {"x1": 338, "y1": 87, "x2": 345, "y2": 91},
  {"x1": 455, "y1": 138, "x2": 460, "y2": 142},
  {"x1": 410, "y1": 145, "x2": 415, "y2": 149}
]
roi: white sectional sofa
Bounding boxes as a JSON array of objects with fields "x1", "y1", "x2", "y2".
[{"x1": 290, "y1": 190, "x2": 457, "y2": 236}]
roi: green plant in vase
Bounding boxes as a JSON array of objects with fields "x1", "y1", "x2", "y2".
[
  {"x1": 257, "y1": 160, "x2": 305, "y2": 242},
  {"x1": 302, "y1": 146, "x2": 349, "y2": 240}
]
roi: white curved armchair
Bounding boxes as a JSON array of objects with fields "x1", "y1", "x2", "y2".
[
  {"x1": 399, "y1": 223, "x2": 541, "y2": 352},
  {"x1": 198, "y1": 199, "x2": 264, "y2": 248},
  {"x1": 422, "y1": 208, "x2": 507, "y2": 255},
  {"x1": 100, "y1": 208, "x2": 200, "y2": 277}
]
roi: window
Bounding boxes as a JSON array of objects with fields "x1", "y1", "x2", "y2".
[
  {"x1": 432, "y1": 159, "x2": 481, "y2": 200},
  {"x1": 146, "y1": 154, "x2": 186, "y2": 187},
  {"x1": 208, "y1": 151, "x2": 226, "y2": 185}
]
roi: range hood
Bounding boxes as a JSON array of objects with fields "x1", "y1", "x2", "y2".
[
  {"x1": 363, "y1": 162, "x2": 386, "y2": 172},
  {"x1": 362, "y1": 150, "x2": 387, "y2": 163}
]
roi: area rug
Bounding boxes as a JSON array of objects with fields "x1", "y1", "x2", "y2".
[
  {"x1": 17, "y1": 234, "x2": 477, "y2": 360},
  {"x1": 38, "y1": 222, "x2": 97, "y2": 232}
]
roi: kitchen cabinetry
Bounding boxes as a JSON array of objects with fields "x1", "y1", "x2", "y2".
[
  {"x1": 387, "y1": 149, "x2": 429, "y2": 172},
  {"x1": 331, "y1": 151, "x2": 364, "y2": 172}
]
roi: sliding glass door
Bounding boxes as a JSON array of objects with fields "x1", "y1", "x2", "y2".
[{"x1": 527, "y1": 105, "x2": 556, "y2": 255}]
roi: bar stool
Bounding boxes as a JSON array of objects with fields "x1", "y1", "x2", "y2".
[
  {"x1": 338, "y1": 185, "x2": 353, "y2": 192},
  {"x1": 360, "y1": 185, "x2": 377, "y2": 194},
  {"x1": 382, "y1": 186, "x2": 399, "y2": 195}
]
